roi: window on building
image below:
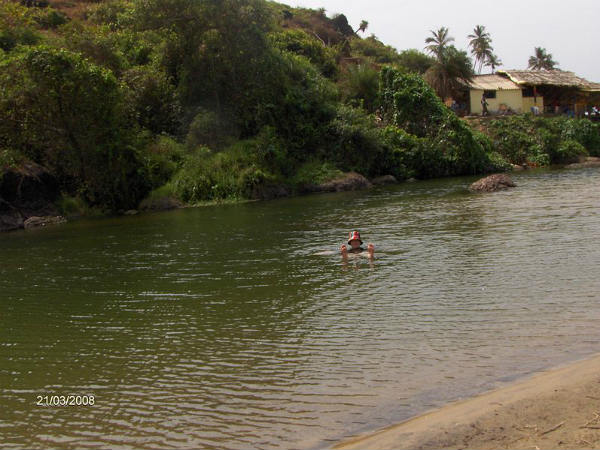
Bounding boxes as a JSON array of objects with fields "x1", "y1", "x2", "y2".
[
  {"x1": 484, "y1": 90, "x2": 497, "y2": 99},
  {"x1": 522, "y1": 87, "x2": 535, "y2": 97}
]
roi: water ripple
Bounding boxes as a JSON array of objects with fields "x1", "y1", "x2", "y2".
[{"x1": 1, "y1": 168, "x2": 600, "y2": 449}]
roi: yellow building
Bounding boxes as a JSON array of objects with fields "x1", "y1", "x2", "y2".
[
  {"x1": 468, "y1": 74, "x2": 525, "y2": 115},
  {"x1": 466, "y1": 70, "x2": 600, "y2": 116}
]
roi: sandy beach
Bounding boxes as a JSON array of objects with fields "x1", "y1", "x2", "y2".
[{"x1": 334, "y1": 354, "x2": 600, "y2": 450}]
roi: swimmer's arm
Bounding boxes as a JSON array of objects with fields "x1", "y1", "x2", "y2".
[
  {"x1": 367, "y1": 243, "x2": 374, "y2": 258},
  {"x1": 340, "y1": 244, "x2": 348, "y2": 258}
]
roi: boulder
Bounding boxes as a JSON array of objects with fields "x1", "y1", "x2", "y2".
[
  {"x1": 311, "y1": 172, "x2": 372, "y2": 193},
  {"x1": 0, "y1": 208, "x2": 24, "y2": 232},
  {"x1": 124, "y1": 209, "x2": 138, "y2": 215},
  {"x1": 470, "y1": 174, "x2": 516, "y2": 192},
  {"x1": 23, "y1": 216, "x2": 66, "y2": 229},
  {"x1": 371, "y1": 175, "x2": 398, "y2": 186},
  {"x1": 511, "y1": 164, "x2": 526, "y2": 171},
  {"x1": 564, "y1": 157, "x2": 600, "y2": 170}
]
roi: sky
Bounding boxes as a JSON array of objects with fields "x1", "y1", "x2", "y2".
[{"x1": 285, "y1": 0, "x2": 600, "y2": 82}]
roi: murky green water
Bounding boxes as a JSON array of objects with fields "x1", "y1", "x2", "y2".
[{"x1": 2, "y1": 168, "x2": 600, "y2": 450}]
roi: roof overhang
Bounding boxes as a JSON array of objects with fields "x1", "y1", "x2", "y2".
[{"x1": 466, "y1": 74, "x2": 521, "y2": 91}]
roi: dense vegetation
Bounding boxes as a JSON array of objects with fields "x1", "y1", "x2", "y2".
[
  {"x1": 485, "y1": 115, "x2": 600, "y2": 166},
  {"x1": 0, "y1": 0, "x2": 598, "y2": 215}
]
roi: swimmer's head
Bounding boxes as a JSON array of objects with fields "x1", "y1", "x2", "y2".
[{"x1": 348, "y1": 231, "x2": 363, "y2": 249}]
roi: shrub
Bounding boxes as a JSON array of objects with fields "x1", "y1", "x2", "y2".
[
  {"x1": 35, "y1": 9, "x2": 68, "y2": 29},
  {"x1": 169, "y1": 143, "x2": 278, "y2": 203},
  {"x1": 556, "y1": 139, "x2": 587, "y2": 163},
  {"x1": 143, "y1": 135, "x2": 185, "y2": 188},
  {"x1": 0, "y1": 45, "x2": 150, "y2": 210},
  {"x1": 291, "y1": 159, "x2": 343, "y2": 186},
  {"x1": 169, "y1": 150, "x2": 214, "y2": 202},
  {"x1": 380, "y1": 68, "x2": 494, "y2": 177},
  {"x1": 561, "y1": 119, "x2": 600, "y2": 156},
  {"x1": 396, "y1": 49, "x2": 435, "y2": 74},
  {"x1": 121, "y1": 65, "x2": 183, "y2": 136},
  {"x1": 327, "y1": 105, "x2": 408, "y2": 180},
  {"x1": 0, "y1": 0, "x2": 41, "y2": 51},
  {"x1": 380, "y1": 67, "x2": 446, "y2": 137},
  {"x1": 486, "y1": 116, "x2": 596, "y2": 165},
  {"x1": 0, "y1": 147, "x2": 25, "y2": 172},
  {"x1": 0, "y1": 27, "x2": 40, "y2": 52},
  {"x1": 350, "y1": 35, "x2": 401, "y2": 64},
  {"x1": 60, "y1": 22, "x2": 127, "y2": 75},
  {"x1": 186, "y1": 109, "x2": 238, "y2": 151},
  {"x1": 269, "y1": 29, "x2": 337, "y2": 78},
  {"x1": 88, "y1": 0, "x2": 135, "y2": 30},
  {"x1": 340, "y1": 64, "x2": 380, "y2": 112},
  {"x1": 488, "y1": 118, "x2": 535, "y2": 165}
]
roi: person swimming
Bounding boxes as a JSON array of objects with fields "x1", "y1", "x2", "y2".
[{"x1": 341, "y1": 231, "x2": 374, "y2": 258}]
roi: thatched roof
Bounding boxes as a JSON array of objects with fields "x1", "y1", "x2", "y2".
[
  {"x1": 498, "y1": 70, "x2": 599, "y2": 90},
  {"x1": 468, "y1": 74, "x2": 521, "y2": 91},
  {"x1": 585, "y1": 82, "x2": 600, "y2": 93}
]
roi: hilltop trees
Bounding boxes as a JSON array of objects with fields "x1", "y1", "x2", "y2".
[{"x1": 528, "y1": 47, "x2": 558, "y2": 70}]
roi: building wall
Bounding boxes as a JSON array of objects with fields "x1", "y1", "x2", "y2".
[
  {"x1": 470, "y1": 89, "x2": 524, "y2": 115},
  {"x1": 522, "y1": 96, "x2": 544, "y2": 114}
]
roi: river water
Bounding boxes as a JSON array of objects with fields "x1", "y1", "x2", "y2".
[{"x1": 1, "y1": 168, "x2": 600, "y2": 449}]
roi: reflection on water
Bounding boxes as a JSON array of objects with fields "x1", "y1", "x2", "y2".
[{"x1": 1, "y1": 168, "x2": 600, "y2": 449}]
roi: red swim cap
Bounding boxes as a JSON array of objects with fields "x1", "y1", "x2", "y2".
[{"x1": 347, "y1": 231, "x2": 363, "y2": 245}]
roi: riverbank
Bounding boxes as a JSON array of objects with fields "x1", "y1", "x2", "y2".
[
  {"x1": 334, "y1": 353, "x2": 600, "y2": 450},
  {"x1": 4, "y1": 159, "x2": 600, "y2": 233}
]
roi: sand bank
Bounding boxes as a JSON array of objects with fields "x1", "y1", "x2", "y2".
[{"x1": 334, "y1": 354, "x2": 600, "y2": 450}]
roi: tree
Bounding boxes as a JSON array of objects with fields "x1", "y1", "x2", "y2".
[
  {"x1": 379, "y1": 67, "x2": 493, "y2": 177},
  {"x1": 134, "y1": 0, "x2": 276, "y2": 127},
  {"x1": 341, "y1": 64, "x2": 379, "y2": 112},
  {"x1": 0, "y1": 46, "x2": 149, "y2": 209},
  {"x1": 350, "y1": 35, "x2": 401, "y2": 64},
  {"x1": 485, "y1": 53, "x2": 502, "y2": 73},
  {"x1": 528, "y1": 47, "x2": 558, "y2": 70},
  {"x1": 424, "y1": 28, "x2": 473, "y2": 100},
  {"x1": 0, "y1": 0, "x2": 41, "y2": 52},
  {"x1": 468, "y1": 25, "x2": 493, "y2": 74},
  {"x1": 397, "y1": 49, "x2": 435, "y2": 74},
  {"x1": 425, "y1": 27, "x2": 454, "y2": 60},
  {"x1": 121, "y1": 65, "x2": 182, "y2": 136},
  {"x1": 355, "y1": 20, "x2": 368, "y2": 34},
  {"x1": 424, "y1": 46, "x2": 473, "y2": 100}
]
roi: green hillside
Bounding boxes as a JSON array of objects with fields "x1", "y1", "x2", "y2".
[{"x1": 1, "y1": 0, "x2": 596, "y2": 216}]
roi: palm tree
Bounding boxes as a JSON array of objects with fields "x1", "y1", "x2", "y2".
[
  {"x1": 485, "y1": 53, "x2": 502, "y2": 73},
  {"x1": 528, "y1": 47, "x2": 558, "y2": 70},
  {"x1": 424, "y1": 46, "x2": 474, "y2": 100},
  {"x1": 425, "y1": 27, "x2": 454, "y2": 61},
  {"x1": 468, "y1": 25, "x2": 492, "y2": 74},
  {"x1": 355, "y1": 20, "x2": 369, "y2": 34}
]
